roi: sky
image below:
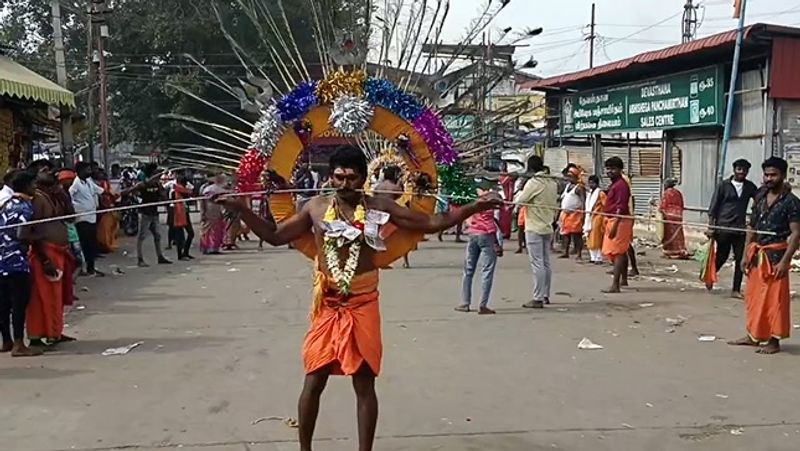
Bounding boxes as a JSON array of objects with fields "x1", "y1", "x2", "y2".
[{"x1": 437, "y1": 0, "x2": 800, "y2": 77}]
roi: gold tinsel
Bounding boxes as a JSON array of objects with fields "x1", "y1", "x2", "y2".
[{"x1": 315, "y1": 69, "x2": 366, "y2": 104}]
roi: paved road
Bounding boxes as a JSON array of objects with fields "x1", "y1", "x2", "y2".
[{"x1": 2, "y1": 238, "x2": 800, "y2": 451}]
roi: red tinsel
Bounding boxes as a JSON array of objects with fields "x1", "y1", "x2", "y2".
[{"x1": 236, "y1": 148, "x2": 268, "y2": 193}]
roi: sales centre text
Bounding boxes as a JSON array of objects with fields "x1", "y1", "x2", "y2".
[{"x1": 575, "y1": 83, "x2": 690, "y2": 129}]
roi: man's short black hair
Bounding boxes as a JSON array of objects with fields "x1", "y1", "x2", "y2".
[
  {"x1": 3, "y1": 169, "x2": 20, "y2": 185},
  {"x1": 383, "y1": 165, "x2": 401, "y2": 183},
  {"x1": 329, "y1": 145, "x2": 367, "y2": 179},
  {"x1": 527, "y1": 155, "x2": 544, "y2": 173},
  {"x1": 762, "y1": 157, "x2": 789, "y2": 175},
  {"x1": 9, "y1": 169, "x2": 36, "y2": 193},
  {"x1": 604, "y1": 156, "x2": 624, "y2": 170},
  {"x1": 27, "y1": 159, "x2": 54, "y2": 172},
  {"x1": 75, "y1": 161, "x2": 92, "y2": 173},
  {"x1": 732, "y1": 158, "x2": 751, "y2": 170},
  {"x1": 588, "y1": 175, "x2": 600, "y2": 184}
]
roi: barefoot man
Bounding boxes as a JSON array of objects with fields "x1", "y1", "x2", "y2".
[
  {"x1": 728, "y1": 157, "x2": 800, "y2": 355},
  {"x1": 217, "y1": 146, "x2": 499, "y2": 451},
  {"x1": 602, "y1": 157, "x2": 634, "y2": 293}
]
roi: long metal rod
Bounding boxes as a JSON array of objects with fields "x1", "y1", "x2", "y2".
[{"x1": 718, "y1": 0, "x2": 748, "y2": 181}]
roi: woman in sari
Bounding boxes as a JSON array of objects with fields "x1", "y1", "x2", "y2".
[
  {"x1": 95, "y1": 169, "x2": 119, "y2": 254},
  {"x1": 200, "y1": 174, "x2": 228, "y2": 255},
  {"x1": 583, "y1": 175, "x2": 606, "y2": 264},
  {"x1": 660, "y1": 178, "x2": 689, "y2": 259}
]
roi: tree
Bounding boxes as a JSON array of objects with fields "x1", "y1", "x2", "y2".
[{"x1": 0, "y1": 0, "x2": 369, "y2": 152}]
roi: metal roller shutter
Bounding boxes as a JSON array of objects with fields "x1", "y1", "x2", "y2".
[{"x1": 631, "y1": 148, "x2": 663, "y2": 217}]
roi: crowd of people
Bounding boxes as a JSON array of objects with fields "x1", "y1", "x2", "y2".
[
  {"x1": 1, "y1": 151, "x2": 797, "y2": 360},
  {"x1": 0, "y1": 159, "x2": 270, "y2": 357},
  {"x1": 454, "y1": 153, "x2": 798, "y2": 354}
]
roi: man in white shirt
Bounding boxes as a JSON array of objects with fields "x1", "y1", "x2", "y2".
[{"x1": 69, "y1": 162, "x2": 106, "y2": 276}]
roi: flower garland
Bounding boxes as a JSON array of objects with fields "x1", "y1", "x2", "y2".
[{"x1": 322, "y1": 200, "x2": 367, "y2": 294}]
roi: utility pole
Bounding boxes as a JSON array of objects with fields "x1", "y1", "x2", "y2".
[
  {"x1": 93, "y1": 0, "x2": 110, "y2": 170},
  {"x1": 682, "y1": 0, "x2": 699, "y2": 43},
  {"x1": 719, "y1": 0, "x2": 748, "y2": 180},
  {"x1": 51, "y1": 0, "x2": 75, "y2": 165},
  {"x1": 85, "y1": 1, "x2": 95, "y2": 163},
  {"x1": 588, "y1": 3, "x2": 596, "y2": 68}
]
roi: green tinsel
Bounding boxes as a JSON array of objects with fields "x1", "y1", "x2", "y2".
[{"x1": 437, "y1": 164, "x2": 476, "y2": 206}]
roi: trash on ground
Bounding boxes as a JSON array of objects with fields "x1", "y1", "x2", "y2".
[
  {"x1": 621, "y1": 423, "x2": 634, "y2": 429},
  {"x1": 75, "y1": 305, "x2": 86, "y2": 310},
  {"x1": 251, "y1": 416, "x2": 299, "y2": 428},
  {"x1": 665, "y1": 316, "x2": 687, "y2": 327},
  {"x1": 557, "y1": 308, "x2": 570, "y2": 312},
  {"x1": 645, "y1": 403, "x2": 653, "y2": 408},
  {"x1": 80, "y1": 286, "x2": 90, "y2": 292},
  {"x1": 715, "y1": 394, "x2": 729, "y2": 399},
  {"x1": 794, "y1": 324, "x2": 800, "y2": 330},
  {"x1": 101, "y1": 341, "x2": 143, "y2": 356},
  {"x1": 638, "y1": 303, "x2": 655, "y2": 308},
  {"x1": 730, "y1": 428, "x2": 744, "y2": 436},
  {"x1": 664, "y1": 265, "x2": 679, "y2": 273},
  {"x1": 577, "y1": 338, "x2": 604, "y2": 350},
  {"x1": 227, "y1": 268, "x2": 240, "y2": 272},
  {"x1": 665, "y1": 328, "x2": 676, "y2": 333},
  {"x1": 112, "y1": 267, "x2": 125, "y2": 275},
  {"x1": 697, "y1": 335, "x2": 717, "y2": 342}
]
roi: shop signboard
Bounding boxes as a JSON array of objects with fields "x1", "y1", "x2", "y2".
[{"x1": 560, "y1": 65, "x2": 723, "y2": 135}]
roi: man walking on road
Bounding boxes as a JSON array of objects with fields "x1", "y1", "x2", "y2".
[
  {"x1": 729, "y1": 157, "x2": 800, "y2": 355},
  {"x1": 515, "y1": 155, "x2": 558, "y2": 309},
  {"x1": 708, "y1": 158, "x2": 758, "y2": 298},
  {"x1": 134, "y1": 164, "x2": 172, "y2": 267}
]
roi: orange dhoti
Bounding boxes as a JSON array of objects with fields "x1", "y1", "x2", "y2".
[
  {"x1": 26, "y1": 242, "x2": 74, "y2": 341},
  {"x1": 602, "y1": 218, "x2": 634, "y2": 259},
  {"x1": 560, "y1": 211, "x2": 584, "y2": 235},
  {"x1": 744, "y1": 243, "x2": 791, "y2": 342},
  {"x1": 303, "y1": 270, "x2": 382, "y2": 376}
]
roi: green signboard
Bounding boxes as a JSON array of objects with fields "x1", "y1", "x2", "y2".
[{"x1": 560, "y1": 65, "x2": 723, "y2": 135}]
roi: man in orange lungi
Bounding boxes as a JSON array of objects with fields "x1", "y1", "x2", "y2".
[
  {"x1": 559, "y1": 167, "x2": 585, "y2": 260},
  {"x1": 218, "y1": 146, "x2": 499, "y2": 451},
  {"x1": 602, "y1": 157, "x2": 634, "y2": 293},
  {"x1": 728, "y1": 157, "x2": 800, "y2": 355},
  {"x1": 21, "y1": 160, "x2": 76, "y2": 348}
]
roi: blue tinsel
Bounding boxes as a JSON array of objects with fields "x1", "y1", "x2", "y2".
[
  {"x1": 277, "y1": 81, "x2": 318, "y2": 123},
  {"x1": 364, "y1": 78, "x2": 424, "y2": 122}
]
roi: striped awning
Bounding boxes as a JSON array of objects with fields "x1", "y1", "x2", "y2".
[{"x1": 0, "y1": 55, "x2": 75, "y2": 108}]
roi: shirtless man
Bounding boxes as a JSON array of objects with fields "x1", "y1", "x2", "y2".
[{"x1": 218, "y1": 146, "x2": 499, "y2": 451}]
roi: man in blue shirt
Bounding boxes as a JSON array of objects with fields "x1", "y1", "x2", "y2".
[{"x1": 0, "y1": 169, "x2": 43, "y2": 357}]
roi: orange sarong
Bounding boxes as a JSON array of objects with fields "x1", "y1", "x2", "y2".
[
  {"x1": 744, "y1": 242, "x2": 791, "y2": 342},
  {"x1": 97, "y1": 212, "x2": 119, "y2": 253},
  {"x1": 303, "y1": 270, "x2": 382, "y2": 376},
  {"x1": 26, "y1": 242, "x2": 73, "y2": 340},
  {"x1": 602, "y1": 217, "x2": 633, "y2": 259},
  {"x1": 560, "y1": 210, "x2": 584, "y2": 235}
]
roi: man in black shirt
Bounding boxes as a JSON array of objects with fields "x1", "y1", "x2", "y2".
[
  {"x1": 133, "y1": 164, "x2": 172, "y2": 267},
  {"x1": 707, "y1": 159, "x2": 758, "y2": 298}
]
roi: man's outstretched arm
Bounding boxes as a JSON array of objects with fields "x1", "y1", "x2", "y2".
[
  {"x1": 219, "y1": 197, "x2": 312, "y2": 246},
  {"x1": 375, "y1": 195, "x2": 500, "y2": 234}
]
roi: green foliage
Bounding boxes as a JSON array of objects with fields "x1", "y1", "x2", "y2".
[{"x1": 0, "y1": 0, "x2": 369, "y2": 148}]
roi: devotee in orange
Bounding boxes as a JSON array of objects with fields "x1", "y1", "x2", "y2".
[
  {"x1": 217, "y1": 146, "x2": 499, "y2": 451},
  {"x1": 602, "y1": 157, "x2": 634, "y2": 293},
  {"x1": 729, "y1": 157, "x2": 800, "y2": 355}
]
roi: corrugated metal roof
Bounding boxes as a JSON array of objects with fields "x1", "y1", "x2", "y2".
[{"x1": 522, "y1": 26, "x2": 758, "y2": 91}]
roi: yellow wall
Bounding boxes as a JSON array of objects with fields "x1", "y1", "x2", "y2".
[{"x1": 491, "y1": 93, "x2": 546, "y2": 127}]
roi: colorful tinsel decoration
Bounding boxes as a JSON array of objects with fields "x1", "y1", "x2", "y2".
[
  {"x1": 413, "y1": 109, "x2": 458, "y2": 166},
  {"x1": 251, "y1": 105, "x2": 282, "y2": 157},
  {"x1": 364, "y1": 78, "x2": 424, "y2": 121},
  {"x1": 316, "y1": 69, "x2": 366, "y2": 104},
  {"x1": 330, "y1": 94, "x2": 374, "y2": 135},
  {"x1": 236, "y1": 148, "x2": 268, "y2": 194},
  {"x1": 437, "y1": 164, "x2": 476, "y2": 206},
  {"x1": 277, "y1": 81, "x2": 318, "y2": 123}
]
